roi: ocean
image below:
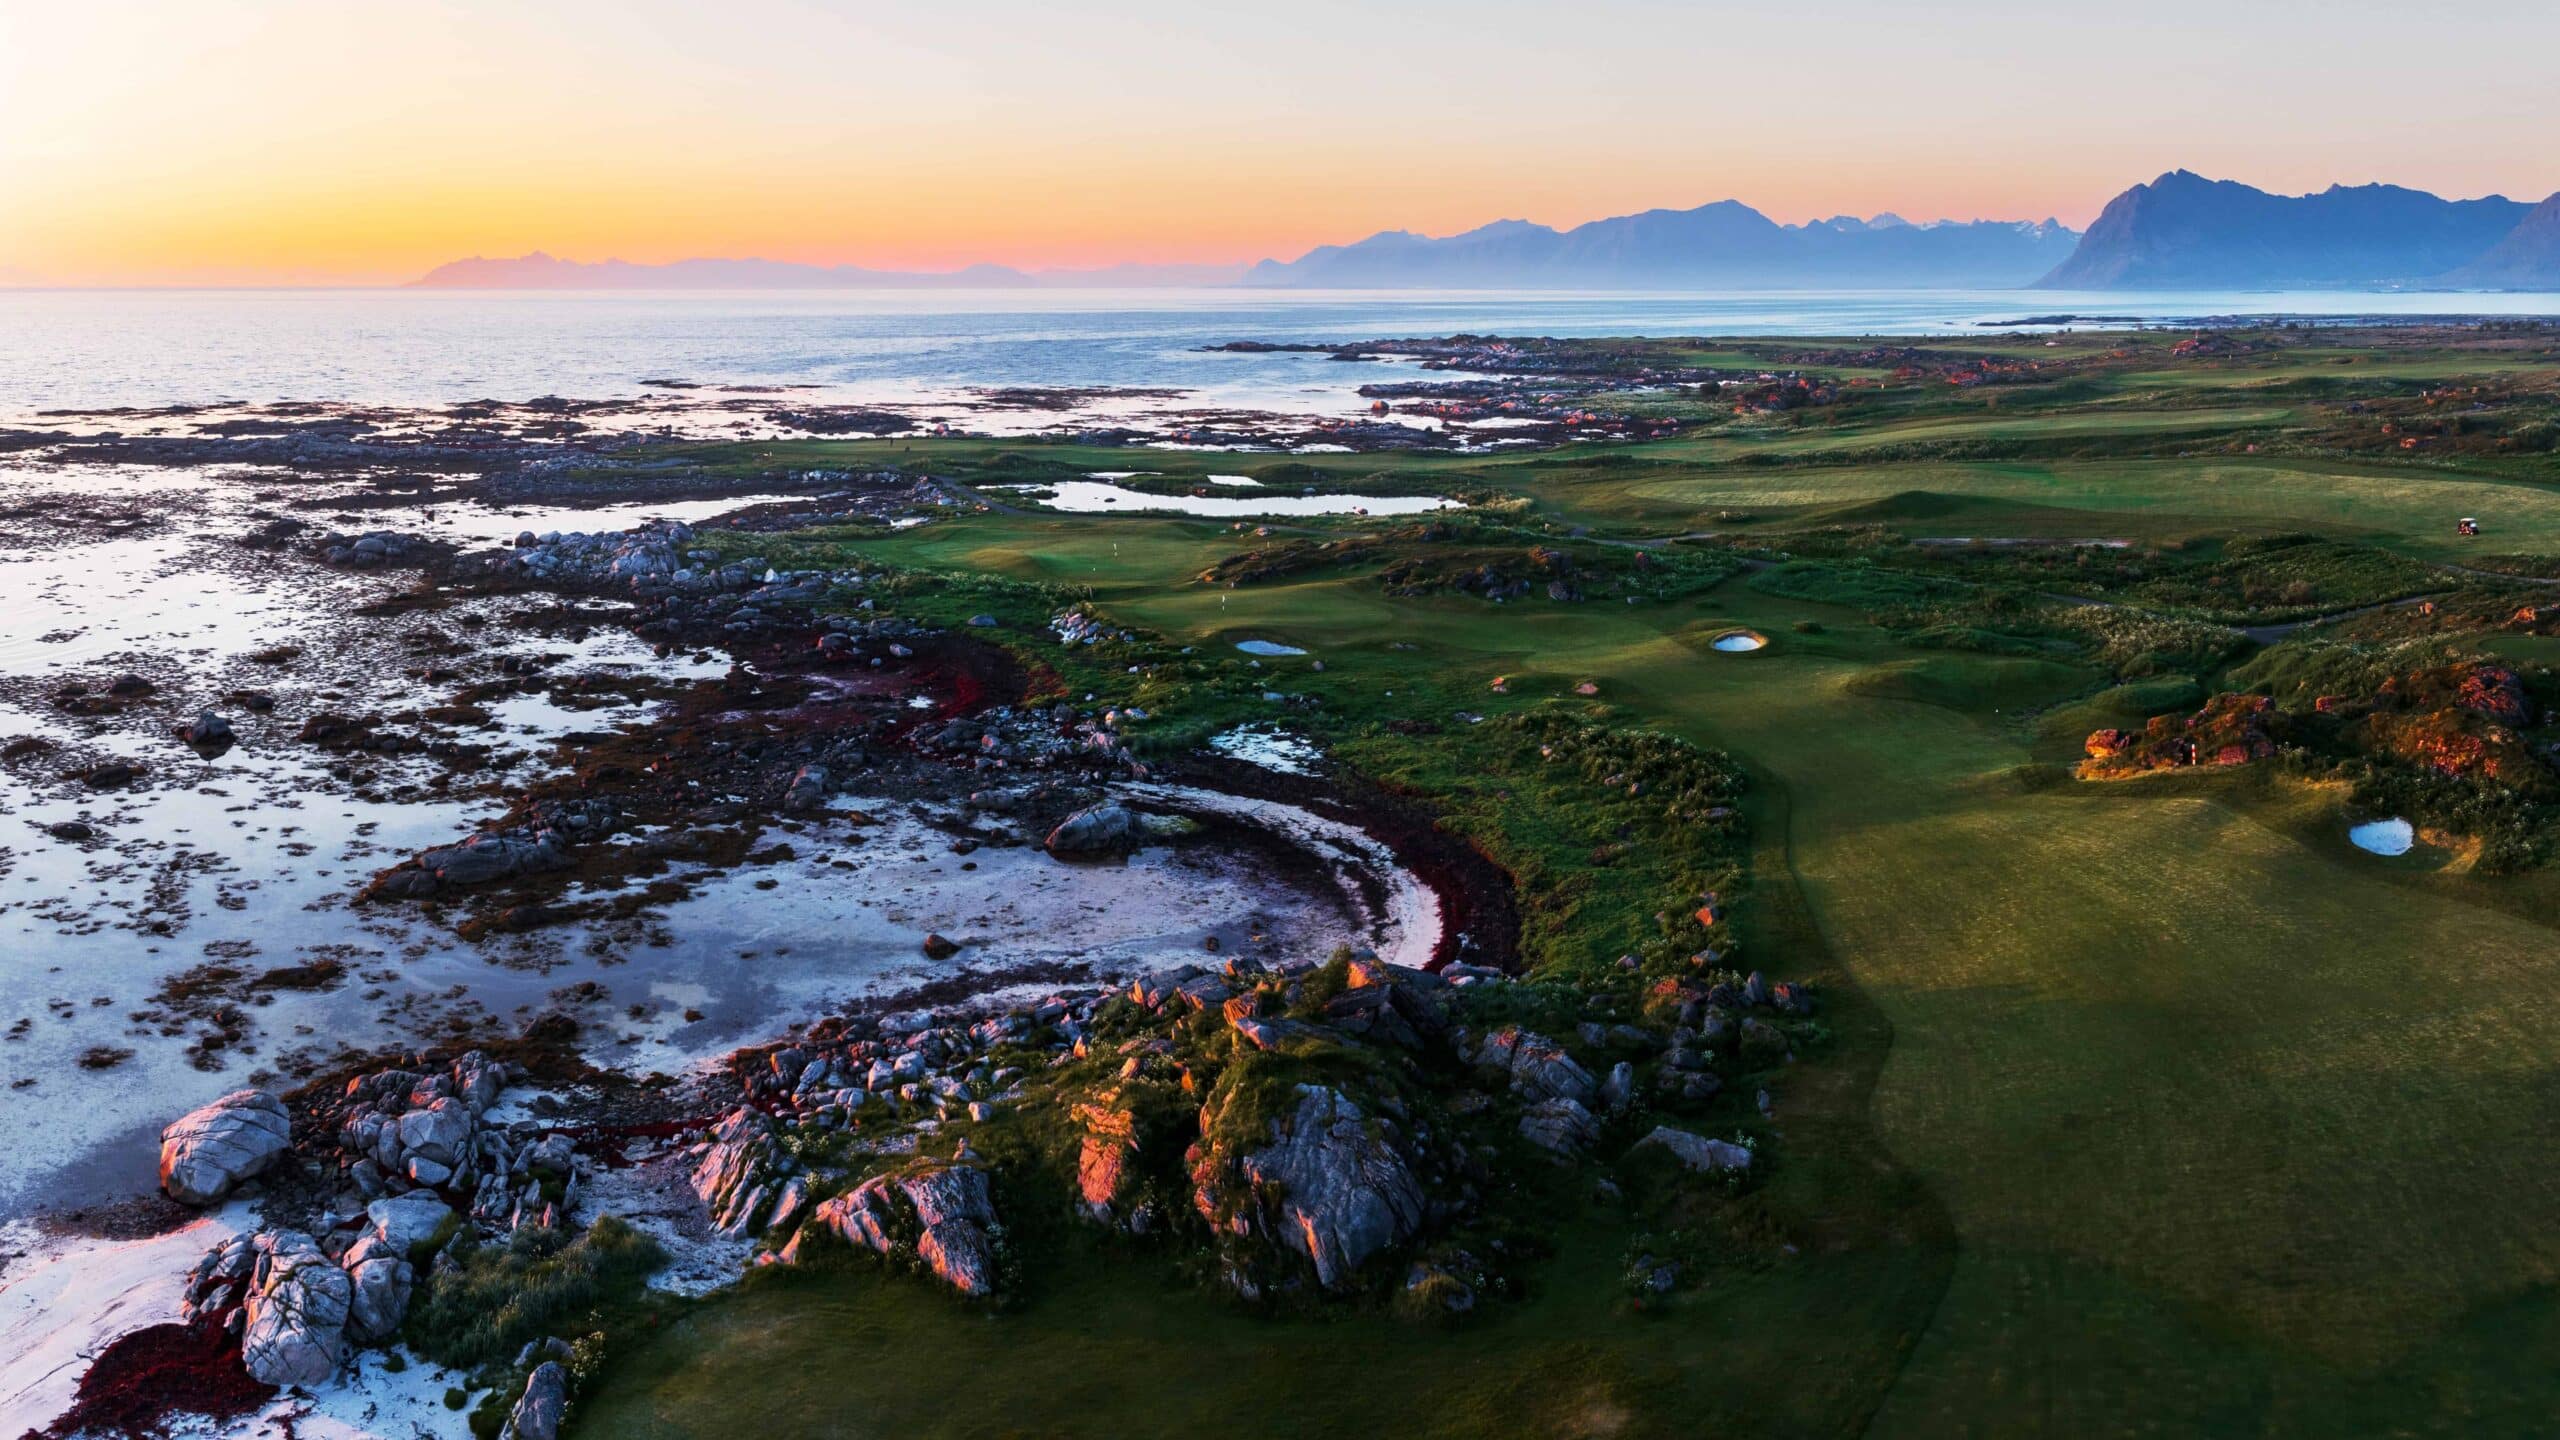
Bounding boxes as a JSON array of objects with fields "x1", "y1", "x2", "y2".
[{"x1": 5, "y1": 285, "x2": 2558, "y2": 418}]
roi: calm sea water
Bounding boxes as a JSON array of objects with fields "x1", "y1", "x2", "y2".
[{"x1": 4, "y1": 287, "x2": 2557, "y2": 416}]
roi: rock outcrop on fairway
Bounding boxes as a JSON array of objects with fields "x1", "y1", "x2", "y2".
[
  {"x1": 2081, "y1": 692, "x2": 2281, "y2": 775},
  {"x1": 1189, "y1": 1082, "x2": 1426, "y2": 1292},
  {"x1": 159, "y1": 1089, "x2": 293, "y2": 1204},
  {"x1": 789, "y1": 1162, "x2": 1003, "y2": 1296}
]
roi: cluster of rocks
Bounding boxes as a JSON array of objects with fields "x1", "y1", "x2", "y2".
[
  {"x1": 2352, "y1": 661, "x2": 2552, "y2": 787},
  {"x1": 1051, "y1": 609, "x2": 1138, "y2": 648},
  {"x1": 667, "y1": 1003, "x2": 1071, "y2": 1293},
  {"x1": 310, "y1": 529, "x2": 431, "y2": 568},
  {"x1": 2083, "y1": 692, "x2": 2282, "y2": 774},
  {"x1": 899, "y1": 698, "x2": 1159, "y2": 783},
  {"x1": 330, "y1": 1051, "x2": 582, "y2": 1227},
  {"x1": 676, "y1": 961, "x2": 1458, "y2": 1300},
  {"x1": 50, "y1": 670, "x2": 157, "y2": 717},
  {"x1": 1471, "y1": 1025, "x2": 1610, "y2": 1156},
  {"x1": 157, "y1": 1051, "x2": 599, "y2": 1392},
  {"x1": 178, "y1": 1189, "x2": 459, "y2": 1386},
  {"x1": 507, "y1": 521, "x2": 747, "y2": 591},
  {"x1": 1634, "y1": 969, "x2": 1812, "y2": 1096},
  {"x1": 500, "y1": 522, "x2": 935, "y2": 648}
]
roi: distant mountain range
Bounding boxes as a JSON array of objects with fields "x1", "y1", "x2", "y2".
[
  {"x1": 410, "y1": 173, "x2": 2560, "y2": 294},
  {"x1": 409, "y1": 252, "x2": 1251, "y2": 289},
  {"x1": 1241, "y1": 206, "x2": 2078, "y2": 289},
  {"x1": 2036, "y1": 171, "x2": 2551, "y2": 289}
]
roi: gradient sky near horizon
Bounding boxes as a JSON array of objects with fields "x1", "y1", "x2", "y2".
[{"x1": 6, "y1": 0, "x2": 2560, "y2": 286}]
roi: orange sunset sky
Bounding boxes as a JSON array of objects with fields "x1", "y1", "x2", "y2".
[{"x1": 6, "y1": 0, "x2": 2559, "y2": 287}]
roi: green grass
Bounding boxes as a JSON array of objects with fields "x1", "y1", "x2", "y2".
[{"x1": 575, "y1": 330, "x2": 2560, "y2": 1438}]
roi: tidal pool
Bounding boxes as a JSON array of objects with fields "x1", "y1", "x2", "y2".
[{"x1": 2349, "y1": 817, "x2": 2415, "y2": 856}]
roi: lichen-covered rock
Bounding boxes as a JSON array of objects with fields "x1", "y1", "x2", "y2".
[
  {"x1": 365, "y1": 1191, "x2": 454, "y2": 1257},
  {"x1": 1044, "y1": 802, "x2": 1142, "y2": 857},
  {"x1": 690, "y1": 1106, "x2": 796, "y2": 1237},
  {"x1": 797, "y1": 1163, "x2": 1002, "y2": 1296},
  {"x1": 1518, "y1": 1096, "x2": 1600, "y2": 1156},
  {"x1": 340, "y1": 1234, "x2": 414, "y2": 1344},
  {"x1": 1192, "y1": 1083, "x2": 1425, "y2": 1291},
  {"x1": 501, "y1": 1360, "x2": 570, "y2": 1440},
  {"x1": 1074, "y1": 1097, "x2": 1140, "y2": 1223},
  {"x1": 1631, "y1": 1125, "x2": 1753, "y2": 1174},
  {"x1": 240, "y1": 1230, "x2": 352, "y2": 1387},
  {"x1": 416, "y1": 830, "x2": 568, "y2": 886},
  {"x1": 1474, "y1": 1027, "x2": 1598, "y2": 1107},
  {"x1": 159, "y1": 1089, "x2": 292, "y2": 1205}
]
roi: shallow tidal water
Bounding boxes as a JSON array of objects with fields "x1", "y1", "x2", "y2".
[{"x1": 0, "y1": 455, "x2": 1429, "y2": 1217}]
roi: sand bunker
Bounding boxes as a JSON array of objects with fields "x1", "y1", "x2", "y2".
[{"x1": 2349, "y1": 817, "x2": 2415, "y2": 856}]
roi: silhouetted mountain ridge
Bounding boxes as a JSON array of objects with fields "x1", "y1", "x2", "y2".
[
  {"x1": 2441, "y1": 193, "x2": 2560, "y2": 289},
  {"x1": 2037, "y1": 172, "x2": 2540, "y2": 289},
  {"x1": 1243, "y1": 201, "x2": 2076, "y2": 288}
]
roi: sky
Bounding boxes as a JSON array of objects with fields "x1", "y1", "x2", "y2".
[{"x1": 5, "y1": 0, "x2": 2560, "y2": 287}]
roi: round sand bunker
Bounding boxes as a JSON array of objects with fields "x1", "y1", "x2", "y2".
[
  {"x1": 1710, "y1": 630, "x2": 1768, "y2": 653},
  {"x1": 2349, "y1": 817, "x2": 2415, "y2": 856}
]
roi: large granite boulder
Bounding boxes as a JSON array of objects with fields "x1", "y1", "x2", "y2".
[
  {"x1": 501, "y1": 1360, "x2": 570, "y2": 1440},
  {"x1": 365, "y1": 1190, "x2": 454, "y2": 1257},
  {"x1": 159, "y1": 1090, "x2": 292, "y2": 1205},
  {"x1": 1043, "y1": 803, "x2": 1142, "y2": 857},
  {"x1": 340, "y1": 1233, "x2": 415, "y2": 1344},
  {"x1": 240, "y1": 1230, "x2": 352, "y2": 1387},
  {"x1": 1192, "y1": 1083, "x2": 1424, "y2": 1291}
]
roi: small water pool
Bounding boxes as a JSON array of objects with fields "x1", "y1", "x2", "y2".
[
  {"x1": 2349, "y1": 817, "x2": 2415, "y2": 856},
  {"x1": 1710, "y1": 630, "x2": 1768, "y2": 653},
  {"x1": 1236, "y1": 640, "x2": 1307, "y2": 656}
]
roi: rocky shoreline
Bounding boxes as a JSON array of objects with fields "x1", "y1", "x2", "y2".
[{"x1": 0, "y1": 410, "x2": 1569, "y2": 1436}]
